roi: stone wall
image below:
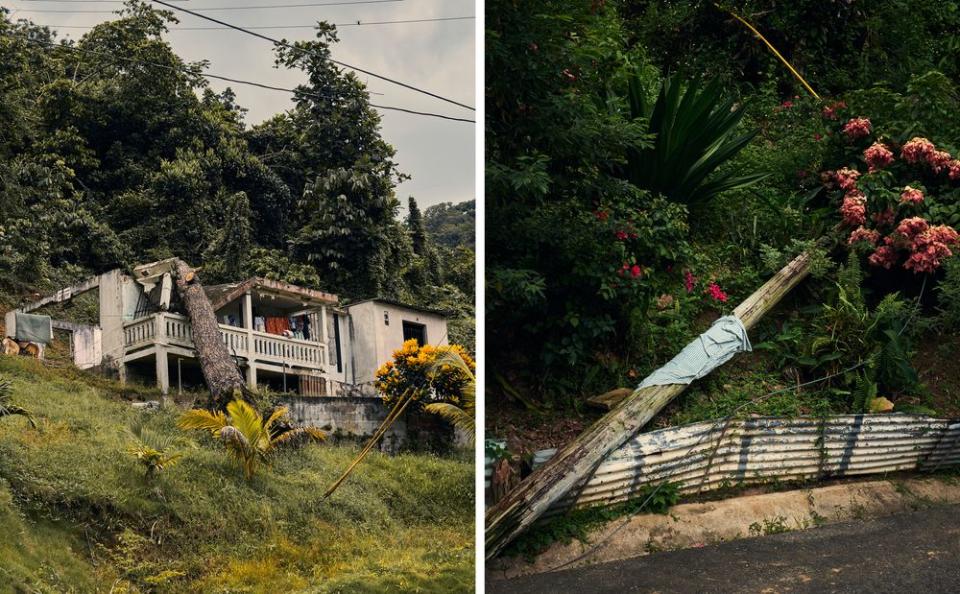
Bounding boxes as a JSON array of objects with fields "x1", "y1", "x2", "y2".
[{"x1": 282, "y1": 396, "x2": 406, "y2": 452}]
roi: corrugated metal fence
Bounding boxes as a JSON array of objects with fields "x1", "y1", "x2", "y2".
[{"x1": 487, "y1": 414, "x2": 960, "y2": 518}]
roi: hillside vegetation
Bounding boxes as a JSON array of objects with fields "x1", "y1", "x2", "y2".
[{"x1": 0, "y1": 356, "x2": 473, "y2": 593}]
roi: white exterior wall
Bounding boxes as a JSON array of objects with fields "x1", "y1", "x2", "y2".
[{"x1": 344, "y1": 301, "x2": 448, "y2": 388}]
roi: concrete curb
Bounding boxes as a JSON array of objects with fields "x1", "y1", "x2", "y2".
[{"x1": 487, "y1": 476, "x2": 960, "y2": 580}]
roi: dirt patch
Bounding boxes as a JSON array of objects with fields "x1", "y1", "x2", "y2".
[
  {"x1": 487, "y1": 405, "x2": 602, "y2": 455},
  {"x1": 912, "y1": 334, "x2": 960, "y2": 417}
]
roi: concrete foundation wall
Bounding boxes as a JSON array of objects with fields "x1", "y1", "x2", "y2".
[{"x1": 282, "y1": 396, "x2": 406, "y2": 452}]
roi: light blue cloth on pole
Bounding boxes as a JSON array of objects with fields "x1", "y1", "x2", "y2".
[
  {"x1": 14, "y1": 312, "x2": 52, "y2": 344},
  {"x1": 638, "y1": 315, "x2": 751, "y2": 389}
]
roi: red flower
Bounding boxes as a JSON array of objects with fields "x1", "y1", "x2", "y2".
[
  {"x1": 705, "y1": 282, "x2": 728, "y2": 303},
  {"x1": 684, "y1": 270, "x2": 697, "y2": 293},
  {"x1": 615, "y1": 230, "x2": 628, "y2": 240},
  {"x1": 594, "y1": 209, "x2": 608, "y2": 221},
  {"x1": 630, "y1": 264, "x2": 643, "y2": 278}
]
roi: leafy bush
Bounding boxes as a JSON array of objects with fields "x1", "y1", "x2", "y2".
[{"x1": 375, "y1": 339, "x2": 476, "y2": 409}]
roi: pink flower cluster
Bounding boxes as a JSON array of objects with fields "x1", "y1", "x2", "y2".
[
  {"x1": 832, "y1": 167, "x2": 861, "y2": 191},
  {"x1": 901, "y1": 137, "x2": 935, "y2": 164},
  {"x1": 864, "y1": 217, "x2": 960, "y2": 274},
  {"x1": 842, "y1": 117, "x2": 872, "y2": 141},
  {"x1": 864, "y1": 142, "x2": 894, "y2": 173},
  {"x1": 684, "y1": 270, "x2": 697, "y2": 293},
  {"x1": 899, "y1": 136, "x2": 956, "y2": 174},
  {"x1": 705, "y1": 282, "x2": 728, "y2": 303},
  {"x1": 900, "y1": 220, "x2": 960, "y2": 274},
  {"x1": 825, "y1": 123, "x2": 960, "y2": 274},
  {"x1": 899, "y1": 185, "x2": 924, "y2": 205},
  {"x1": 840, "y1": 191, "x2": 867, "y2": 226},
  {"x1": 848, "y1": 226, "x2": 880, "y2": 246}
]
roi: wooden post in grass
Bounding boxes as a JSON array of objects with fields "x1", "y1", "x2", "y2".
[{"x1": 484, "y1": 251, "x2": 813, "y2": 559}]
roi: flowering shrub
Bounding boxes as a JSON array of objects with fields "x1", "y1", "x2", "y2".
[
  {"x1": 822, "y1": 115, "x2": 960, "y2": 274},
  {"x1": 375, "y1": 339, "x2": 476, "y2": 408}
]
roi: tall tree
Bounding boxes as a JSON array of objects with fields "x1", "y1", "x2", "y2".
[{"x1": 407, "y1": 196, "x2": 427, "y2": 256}]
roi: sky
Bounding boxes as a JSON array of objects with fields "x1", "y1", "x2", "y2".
[{"x1": 4, "y1": 0, "x2": 476, "y2": 210}]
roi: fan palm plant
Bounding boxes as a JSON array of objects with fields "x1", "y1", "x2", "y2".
[
  {"x1": 622, "y1": 72, "x2": 768, "y2": 206},
  {"x1": 178, "y1": 397, "x2": 325, "y2": 479},
  {"x1": 423, "y1": 351, "x2": 475, "y2": 442},
  {"x1": 0, "y1": 378, "x2": 36, "y2": 428},
  {"x1": 126, "y1": 420, "x2": 182, "y2": 480}
]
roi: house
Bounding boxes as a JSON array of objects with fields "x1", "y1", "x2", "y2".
[{"x1": 4, "y1": 259, "x2": 449, "y2": 398}]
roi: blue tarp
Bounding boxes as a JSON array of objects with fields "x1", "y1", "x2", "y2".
[
  {"x1": 14, "y1": 312, "x2": 52, "y2": 344},
  {"x1": 638, "y1": 315, "x2": 751, "y2": 389}
]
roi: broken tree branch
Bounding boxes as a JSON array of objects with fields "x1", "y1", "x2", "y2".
[{"x1": 484, "y1": 251, "x2": 813, "y2": 559}]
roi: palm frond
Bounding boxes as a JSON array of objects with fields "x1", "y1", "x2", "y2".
[
  {"x1": 424, "y1": 402, "x2": 475, "y2": 439},
  {"x1": 227, "y1": 399, "x2": 267, "y2": 446},
  {"x1": 272, "y1": 426, "x2": 326, "y2": 447},
  {"x1": 177, "y1": 408, "x2": 228, "y2": 434},
  {"x1": 263, "y1": 406, "x2": 290, "y2": 432}
]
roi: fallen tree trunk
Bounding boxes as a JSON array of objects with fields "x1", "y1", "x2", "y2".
[
  {"x1": 171, "y1": 259, "x2": 247, "y2": 408},
  {"x1": 485, "y1": 251, "x2": 813, "y2": 559}
]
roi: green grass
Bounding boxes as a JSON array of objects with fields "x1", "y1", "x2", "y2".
[{"x1": 0, "y1": 356, "x2": 474, "y2": 593}]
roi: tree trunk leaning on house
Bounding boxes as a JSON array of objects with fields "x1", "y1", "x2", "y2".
[
  {"x1": 172, "y1": 259, "x2": 247, "y2": 408},
  {"x1": 484, "y1": 251, "x2": 814, "y2": 559}
]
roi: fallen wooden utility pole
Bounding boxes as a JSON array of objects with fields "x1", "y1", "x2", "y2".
[{"x1": 485, "y1": 251, "x2": 813, "y2": 559}]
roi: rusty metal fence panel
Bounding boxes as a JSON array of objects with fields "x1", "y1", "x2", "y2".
[{"x1": 487, "y1": 414, "x2": 960, "y2": 517}]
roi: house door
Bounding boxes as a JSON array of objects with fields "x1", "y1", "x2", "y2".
[{"x1": 402, "y1": 321, "x2": 427, "y2": 345}]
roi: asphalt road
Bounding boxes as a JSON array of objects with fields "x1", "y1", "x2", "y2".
[{"x1": 487, "y1": 504, "x2": 960, "y2": 593}]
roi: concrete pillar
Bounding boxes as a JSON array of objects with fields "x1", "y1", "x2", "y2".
[
  {"x1": 320, "y1": 305, "x2": 329, "y2": 365},
  {"x1": 246, "y1": 363, "x2": 257, "y2": 390},
  {"x1": 156, "y1": 348, "x2": 169, "y2": 395},
  {"x1": 243, "y1": 291, "x2": 253, "y2": 330}
]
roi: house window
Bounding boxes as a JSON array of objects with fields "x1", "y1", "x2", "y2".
[{"x1": 402, "y1": 321, "x2": 427, "y2": 345}]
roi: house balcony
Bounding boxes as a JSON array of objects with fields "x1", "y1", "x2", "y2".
[{"x1": 121, "y1": 312, "x2": 331, "y2": 395}]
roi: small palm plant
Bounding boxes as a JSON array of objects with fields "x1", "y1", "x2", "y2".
[
  {"x1": 423, "y1": 351, "x2": 476, "y2": 443},
  {"x1": 126, "y1": 421, "x2": 182, "y2": 480},
  {"x1": 178, "y1": 397, "x2": 325, "y2": 479},
  {"x1": 0, "y1": 378, "x2": 36, "y2": 428}
]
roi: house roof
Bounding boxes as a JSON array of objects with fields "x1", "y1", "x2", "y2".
[
  {"x1": 205, "y1": 277, "x2": 338, "y2": 310},
  {"x1": 345, "y1": 298, "x2": 450, "y2": 317}
]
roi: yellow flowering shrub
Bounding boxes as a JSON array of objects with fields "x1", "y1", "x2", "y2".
[{"x1": 375, "y1": 339, "x2": 476, "y2": 407}]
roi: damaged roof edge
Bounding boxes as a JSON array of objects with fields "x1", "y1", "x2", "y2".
[
  {"x1": 345, "y1": 298, "x2": 451, "y2": 317},
  {"x1": 207, "y1": 277, "x2": 338, "y2": 311}
]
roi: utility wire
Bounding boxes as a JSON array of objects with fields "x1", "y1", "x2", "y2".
[
  {"x1": 11, "y1": 0, "x2": 402, "y2": 9},
  {"x1": 26, "y1": 16, "x2": 475, "y2": 30},
  {"x1": 8, "y1": 33, "x2": 475, "y2": 123},
  {"x1": 148, "y1": 0, "x2": 475, "y2": 111}
]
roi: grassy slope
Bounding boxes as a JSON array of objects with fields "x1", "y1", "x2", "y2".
[{"x1": 0, "y1": 356, "x2": 474, "y2": 593}]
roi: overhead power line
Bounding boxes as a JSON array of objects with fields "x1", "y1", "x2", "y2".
[
  {"x1": 9, "y1": 0, "x2": 404, "y2": 8},
  {"x1": 148, "y1": 0, "x2": 475, "y2": 111},
  {"x1": 26, "y1": 16, "x2": 475, "y2": 30},
  {"x1": 5, "y1": 33, "x2": 475, "y2": 123}
]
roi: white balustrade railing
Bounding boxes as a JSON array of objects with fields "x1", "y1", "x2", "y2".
[
  {"x1": 122, "y1": 313, "x2": 324, "y2": 368},
  {"x1": 122, "y1": 317, "x2": 155, "y2": 348}
]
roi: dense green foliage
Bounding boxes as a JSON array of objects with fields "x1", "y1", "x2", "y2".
[
  {"x1": 487, "y1": 0, "x2": 960, "y2": 417},
  {"x1": 424, "y1": 200, "x2": 476, "y2": 249},
  {"x1": 0, "y1": 3, "x2": 474, "y2": 329},
  {"x1": 0, "y1": 356, "x2": 473, "y2": 592}
]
